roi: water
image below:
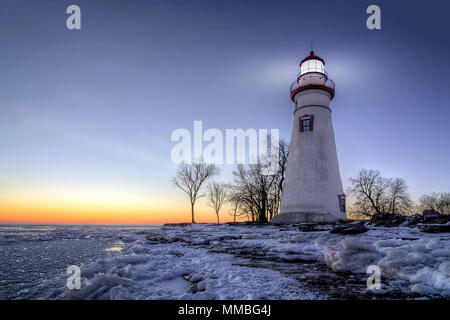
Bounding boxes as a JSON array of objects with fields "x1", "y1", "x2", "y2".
[{"x1": 0, "y1": 224, "x2": 159, "y2": 300}]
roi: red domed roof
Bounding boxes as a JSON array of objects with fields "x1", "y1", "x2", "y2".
[{"x1": 300, "y1": 50, "x2": 325, "y2": 66}]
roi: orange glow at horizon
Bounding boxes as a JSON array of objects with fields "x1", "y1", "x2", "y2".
[{"x1": 0, "y1": 188, "x2": 242, "y2": 224}]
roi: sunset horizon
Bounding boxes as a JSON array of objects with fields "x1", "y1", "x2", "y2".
[
  {"x1": 0, "y1": 0, "x2": 449, "y2": 305},
  {"x1": 1, "y1": 1, "x2": 448, "y2": 227}
]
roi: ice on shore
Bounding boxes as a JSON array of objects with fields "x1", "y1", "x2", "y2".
[
  {"x1": 46, "y1": 223, "x2": 450, "y2": 300},
  {"x1": 53, "y1": 239, "x2": 316, "y2": 300},
  {"x1": 324, "y1": 231, "x2": 450, "y2": 297},
  {"x1": 324, "y1": 238, "x2": 382, "y2": 274}
]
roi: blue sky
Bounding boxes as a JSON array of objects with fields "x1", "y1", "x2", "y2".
[{"x1": 0, "y1": 0, "x2": 449, "y2": 222}]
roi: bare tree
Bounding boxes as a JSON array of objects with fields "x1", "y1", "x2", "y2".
[
  {"x1": 419, "y1": 192, "x2": 450, "y2": 214},
  {"x1": 227, "y1": 191, "x2": 243, "y2": 223},
  {"x1": 268, "y1": 139, "x2": 289, "y2": 220},
  {"x1": 173, "y1": 160, "x2": 219, "y2": 223},
  {"x1": 228, "y1": 184, "x2": 256, "y2": 222},
  {"x1": 231, "y1": 162, "x2": 277, "y2": 222},
  {"x1": 207, "y1": 182, "x2": 227, "y2": 223},
  {"x1": 278, "y1": 140, "x2": 289, "y2": 195},
  {"x1": 387, "y1": 178, "x2": 413, "y2": 215},
  {"x1": 440, "y1": 192, "x2": 450, "y2": 214},
  {"x1": 347, "y1": 169, "x2": 413, "y2": 217},
  {"x1": 227, "y1": 139, "x2": 289, "y2": 222},
  {"x1": 346, "y1": 205, "x2": 371, "y2": 220},
  {"x1": 347, "y1": 169, "x2": 388, "y2": 216}
]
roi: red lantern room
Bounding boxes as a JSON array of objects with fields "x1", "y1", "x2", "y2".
[{"x1": 290, "y1": 50, "x2": 335, "y2": 101}]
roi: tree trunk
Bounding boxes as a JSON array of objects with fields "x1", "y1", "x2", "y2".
[
  {"x1": 392, "y1": 198, "x2": 396, "y2": 214},
  {"x1": 191, "y1": 202, "x2": 195, "y2": 223},
  {"x1": 260, "y1": 194, "x2": 267, "y2": 222},
  {"x1": 216, "y1": 211, "x2": 220, "y2": 224}
]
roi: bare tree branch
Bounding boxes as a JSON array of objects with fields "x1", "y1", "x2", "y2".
[
  {"x1": 419, "y1": 192, "x2": 450, "y2": 215},
  {"x1": 347, "y1": 169, "x2": 413, "y2": 216},
  {"x1": 207, "y1": 182, "x2": 227, "y2": 223},
  {"x1": 173, "y1": 160, "x2": 219, "y2": 223}
]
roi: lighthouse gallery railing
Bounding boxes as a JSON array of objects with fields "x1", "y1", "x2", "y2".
[
  {"x1": 290, "y1": 75, "x2": 335, "y2": 93},
  {"x1": 290, "y1": 74, "x2": 335, "y2": 101}
]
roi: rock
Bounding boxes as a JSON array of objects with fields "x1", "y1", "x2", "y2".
[
  {"x1": 407, "y1": 214, "x2": 424, "y2": 226},
  {"x1": 298, "y1": 224, "x2": 320, "y2": 232},
  {"x1": 370, "y1": 212, "x2": 450, "y2": 228},
  {"x1": 419, "y1": 223, "x2": 450, "y2": 233},
  {"x1": 189, "y1": 282, "x2": 200, "y2": 293},
  {"x1": 218, "y1": 235, "x2": 241, "y2": 241},
  {"x1": 146, "y1": 234, "x2": 169, "y2": 243},
  {"x1": 423, "y1": 210, "x2": 440, "y2": 221},
  {"x1": 329, "y1": 225, "x2": 369, "y2": 235},
  {"x1": 351, "y1": 220, "x2": 369, "y2": 226},
  {"x1": 369, "y1": 212, "x2": 386, "y2": 224},
  {"x1": 386, "y1": 215, "x2": 406, "y2": 227},
  {"x1": 337, "y1": 219, "x2": 367, "y2": 226},
  {"x1": 423, "y1": 210, "x2": 450, "y2": 224},
  {"x1": 189, "y1": 273, "x2": 204, "y2": 283},
  {"x1": 369, "y1": 213, "x2": 406, "y2": 227},
  {"x1": 162, "y1": 223, "x2": 192, "y2": 227}
]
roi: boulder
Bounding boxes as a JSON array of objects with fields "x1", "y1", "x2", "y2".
[
  {"x1": 329, "y1": 225, "x2": 369, "y2": 235},
  {"x1": 298, "y1": 224, "x2": 325, "y2": 232},
  {"x1": 407, "y1": 214, "x2": 423, "y2": 226},
  {"x1": 369, "y1": 213, "x2": 406, "y2": 227},
  {"x1": 369, "y1": 212, "x2": 386, "y2": 225},
  {"x1": 423, "y1": 210, "x2": 450, "y2": 224},
  {"x1": 419, "y1": 223, "x2": 450, "y2": 233}
]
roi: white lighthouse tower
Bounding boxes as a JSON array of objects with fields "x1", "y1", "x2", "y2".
[{"x1": 271, "y1": 50, "x2": 346, "y2": 224}]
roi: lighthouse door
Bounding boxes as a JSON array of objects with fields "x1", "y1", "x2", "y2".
[{"x1": 338, "y1": 195, "x2": 346, "y2": 213}]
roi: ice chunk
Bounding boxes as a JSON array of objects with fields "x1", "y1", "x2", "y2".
[
  {"x1": 324, "y1": 238, "x2": 382, "y2": 273},
  {"x1": 439, "y1": 261, "x2": 450, "y2": 277}
]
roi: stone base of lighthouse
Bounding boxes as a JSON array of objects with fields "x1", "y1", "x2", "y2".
[{"x1": 270, "y1": 211, "x2": 338, "y2": 224}]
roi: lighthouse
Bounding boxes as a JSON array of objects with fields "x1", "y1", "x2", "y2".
[{"x1": 271, "y1": 50, "x2": 346, "y2": 224}]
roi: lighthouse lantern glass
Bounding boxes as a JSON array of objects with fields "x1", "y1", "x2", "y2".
[{"x1": 300, "y1": 59, "x2": 325, "y2": 75}]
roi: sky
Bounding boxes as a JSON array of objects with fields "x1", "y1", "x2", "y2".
[{"x1": 0, "y1": 0, "x2": 449, "y2": 224}]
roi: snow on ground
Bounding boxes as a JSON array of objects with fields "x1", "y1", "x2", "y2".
[{"x1": 48, "y1": 223, "x2": 450, "y2": 300}]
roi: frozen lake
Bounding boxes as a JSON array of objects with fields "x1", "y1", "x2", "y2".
[
  {"x1": 0, "y1": 224, "x2": 159, "y2": 299},
  {"x1": 0, "y1": 223, "x2": 449, "y2": 299}
]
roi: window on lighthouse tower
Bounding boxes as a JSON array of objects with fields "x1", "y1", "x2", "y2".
[
  {"x1": 300, "y1": 115, "x2": 314, "y2": 132},
  {"x1": 302, "y1": 119, "x2": 310, "y2": 132}
]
